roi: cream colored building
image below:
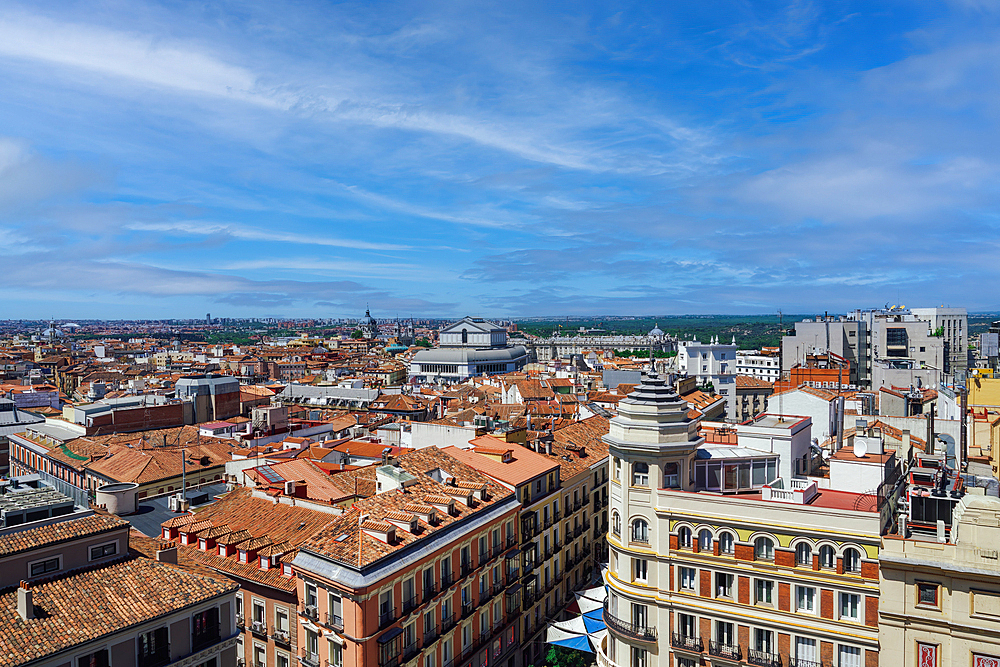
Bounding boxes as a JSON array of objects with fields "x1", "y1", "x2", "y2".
[
  {"x1": 601, "y1": 372, "x2": 888, "y2": 667},
  {"x1": 880, "y1": 492, "x2": 1000, "y2": 667}
]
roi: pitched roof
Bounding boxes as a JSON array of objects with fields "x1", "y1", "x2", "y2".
[
  {"x1": 443, "y1": 439, "x2": 559, "y2": 486},
  {"x1": 0, "y1": 514, "x2": 129, "y2": 558}
]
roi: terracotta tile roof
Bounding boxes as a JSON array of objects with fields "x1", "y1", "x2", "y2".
[
  {"x1": 443, "y1": 439, "x2": 559, "y2": 486},
  {"x1": 544, "y1": 415, "x2": 611, "y2": 478},
  {"x1": 0, "y1": 514, "x2": 130, "y2": 558},
  {"x1": 0, "y1": 556, "x2": 236, "y2": 667},
  {"x1": 735, "y1": 374, "x2": 774, "y2": 389},
  {"x1": 161, "y1": 514, "x2": 197, "y2": 528}
]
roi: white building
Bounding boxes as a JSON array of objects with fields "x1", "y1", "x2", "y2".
[
  {"x1": 734, "y1": 349, "x2": 781, "y2": 382},
  {"x1": 677, "y1": 337, "x2": 737, "y2": 420},
  {"x1": 408, "y1": 317, "x2": 528, "y2": 385}
]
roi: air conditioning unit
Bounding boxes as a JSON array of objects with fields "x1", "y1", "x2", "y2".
[
  {"x1": 285, "y1": 480, "x2": 296, "y2": 495},
  {"x1": 168, "y1": 496, "x2": 179, "y2": 511}
]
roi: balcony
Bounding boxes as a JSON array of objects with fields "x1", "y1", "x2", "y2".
[
  {"x1": 573, "y1": 526, "x2": 583, "y2": 538},
  {"x1": 379, "y1": 607, "x2": 397, "y2": 629},
  {"x1": 461, "y1": 561, "x2": 473, "y2": 577},
  {"x1": 403, "y1": 642, "x2": 420, "y2": 661},
  {"x1": 424, "y1": 625, "x2": 439, "y2": 645},
  {"x1": 670, "y1": 633, "x2": 702, "y2": 652},
  {"x1": 422, "y1": 583, "x2": 438, "y2": 603},
  {"x1": 748, "y1": 650, "x2": 781, "y2": 667},
  {"x1": 250, "y1": 620, "x2": 269, "y2": 638},
  {"x1": 603, "y1": 603, "x2": 656, "y2": 644},
  {"x1": 377, "y1": 655, "x2": 399, "y2": 667},
  {"x1": 442, "y1": 574, "x2": 455, "y2": 589},
  {"x1": 709, "y1": 641, "x2": 741, "y2": 661},
  {"x1": 788, "y1": 659, "x2": 821, "y2": 667},
  {"x1": 461, "y1": 601, "x2": 475, "y2": 619},
  {"x1": 137, "y1": 647, "x2": 171, "y2": 667},
  {"x1": 300, "y1": 605, "x2": 319, "y2": 621},
  {"x1": 236, "y1": 613, "x2": 245, "y2": 630},
  {"x1": 441, "y1": 612, "x2": 456, "y2": 632},
  {"x1": 325, "y1": 612, "x2": 344, "y2": 631},
  {"x1": 271, "y1": 627, "x2": 291, "y2": 646},
  {"x1": 402, "y1": 595, "x2": 418, "y2": 614}
]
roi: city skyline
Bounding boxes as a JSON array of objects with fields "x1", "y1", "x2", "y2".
[{"x1": 1, "y1": 1, "x2": 998, "y2": 318}]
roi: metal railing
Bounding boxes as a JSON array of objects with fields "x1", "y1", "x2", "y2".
[
  {"x1": 506, "y1": 535, "x2": 517, "y2": 548},
  {"x1": 402, "y1": 595, "x2": 418, "y2": 614},
  {"x1": 748, "y1": 650, "x2": 781, "y2": 667},
  {"x1": 271, "y1": 627, "x2": 290, "y2": 644},
  {"x1": 788, "y1": 659, "x2": 821, "y2": 667},
  {"x1": 461, "y1": 560, "x2": 473, "y2": 577},
  {"x1": 603, "y1": 603, "x2": 657, "y2": 643},
  {"x1": 442, "y1": 574, "x2": 454, "y2": 589},
  {"x1": 301, "y1": 654, "x2": 320, "y2": 667},
  {"x1": 441, "y1": 612, "x2": 456, "y2": 632},
  {"x1": 236, "y1": 613, "x2": 245, "y2": 630},
  {"x1": 300, "y1": 605, "x2": 319, "y2": 621},
  {"x1": 424, "y1": 625, "x2": 439, "y2": 645},
  {"x1": 423, "y1": 583, "x2": 438, "y2": 603},
  {"x1": 250, "y1": 620, "x2": 269, "y2": 638},
  {"x1": 379, "y1": 607, "x2": 396, "y2": 629},
  {"x1": 325, "y1": 612, "x2": 344, "y2": 630},
  {"x1": 403, "y1": 642, "x2": 420, "y2": 661},
  {"x1": 708, "y1": 642, "x2": 741, "y2": 661},
  {"x1": 670, "y1": 633, "x2": 702, "y2": 651},
  {"x1": 461, "y1": 601, "x2": 475, "y2": 619},
  {"x1": 137, "y1": 647, "x2": 171, "y2": 667}
]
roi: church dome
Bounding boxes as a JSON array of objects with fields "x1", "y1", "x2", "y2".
[{"x1": 649, "y1": 323, "x2": 664, "y2": 337}]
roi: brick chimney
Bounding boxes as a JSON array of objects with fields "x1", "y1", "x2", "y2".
[
  {"x1": 156, "y1": 543, "x2": 178, "y2": 564},
  {"x1": 17, "y1": 581, "x2": 34, "y2": 621}
]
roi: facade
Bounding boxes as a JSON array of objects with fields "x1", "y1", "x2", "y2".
[
  {"x1": 910, "y1": 307, "x2": 968, "y2": 376},
  {"x1": 733, "y1": 376, "x2": 773, "y2": 424},
  {"x1": 734, "y1": 349, "x2": 781, "y2": 383},
  {"x1": 0, "y1": 476, "x2": 239, "y2": 667},
  {"x1": 531, "y1": 329, "x2": 675, "y2": 363},
  {"x1": 409, "y1": 318, "x2": 528, "y2": 385},
  {"x1": 0, "y1": 397, "x2": 45, "y2": 476},
  {"x1": 290, "y1": 447, "x2": 523, "y2": 667},
  {"x1": 879, "y1": 473, "x2": 1000, "y2": 665},
  {"x1": 676, "y1": 339, "x2": 737, "y2": 420},
  {"x1": 176, "y1": 375, "x2": 241, "y2": 423},
  {"x1": 781, "y1": 317, "x2": 868, "y2": 387},
  {"x1": 600, "y1": 373, "x2": 887, "y2": 667}
]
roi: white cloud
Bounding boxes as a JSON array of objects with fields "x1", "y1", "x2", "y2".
[{"x1": 124, "y1": 220, "x2": 411, "y2": 251}]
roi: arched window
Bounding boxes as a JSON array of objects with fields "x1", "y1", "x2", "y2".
[
  {"x1": 698, "y1": 529, "x2": 713, "y2": 551},
  {"x1": 678, "y1": 526, "x2": 691, "y2": 548},
  {"x1": 718, "y1": 532, "x2": 734, "y2": 555},
  {"x1": 844, "y1": 548, "x2": 861, "y2": 573},
  {"x1": 819, "y1": 545, "x2": 836, "y2": 569},
  {"x1": 612, "y1": 512, "x2": 621, "y2": 536},
  {"x1": 796, "y1": 542, "x2": 812, "y2": 566},
  {"x1": 754, "y1": 536, "x2": 774, "y2": 561},
  {"x1": 462, "y1": 328, "x2": 468, "y2": 344},
  {"x1": 632, "y1": 462, "x2": 649, "y2": 487},
  {"x1": 631, "y1": 519, "x2": 649, "y2": 544}
]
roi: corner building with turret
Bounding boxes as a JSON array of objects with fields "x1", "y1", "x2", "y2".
[{"x1": 601, "y1": 373, "x2": 890, "y2": 667}]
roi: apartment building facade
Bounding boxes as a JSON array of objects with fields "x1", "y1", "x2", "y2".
[
  {"x1": 290, "y1": 447, "x2": 523, "y2": 667},
  {"x1": 600, "y1": 373, "x2": 886, "y2": 667}
]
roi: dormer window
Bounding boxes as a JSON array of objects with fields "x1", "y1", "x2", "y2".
[
  {"x1": 260, "y1": 556, "x2": 269, "y2": 570},
  {"x1": 239, "y1": 550, "x2": 248, "y2": 563},
  {"x1": 283, "y1": 563, "x2": 293, "y2": 577},
  {"x1": 199, "y1": 538, "x2": 207, "y2": 551}
]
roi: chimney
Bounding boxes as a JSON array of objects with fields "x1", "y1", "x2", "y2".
[
  {"x1": 545, "y1": 442, "x2": 552, "y2": 455},
  {"x1": 17, "y1": 581, "x2": 34, "y2": 621},
  {"x1": 156, "y1": 543, "x2": 178, "y2": 564}
]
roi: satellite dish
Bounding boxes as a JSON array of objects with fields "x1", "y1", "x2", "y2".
[{"x1": 853, "y1": 438, "x2": 868, "y2": 458}]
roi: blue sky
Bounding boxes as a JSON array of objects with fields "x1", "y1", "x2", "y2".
[{"x1": 1, "y1": 0, "x2": 998, "y2": 319}]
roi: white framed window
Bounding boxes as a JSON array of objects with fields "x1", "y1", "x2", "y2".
[
  {"x1": 631, "y1": 647, "x2": 646, "y2": 667},
  {"x1": 795, "y1": 586, "x2": 816, "y2": 613},
  {"x1": 839, "y1": 593, "x2": 860, "y2": 621},
  {"x1": 716, "y1": 573, "x2": 733, "y2": 598},
  {"x1": 795, "y1": 638, "x2": 817, "y2": 663},
  {"x1": 632, "y1": 462, "x2": 649, "y2": 486},
  {"x1": 678, "y1": 526, "x2": 691, "y2": 548},
  {"x1": 276, "y1": 652, "x2": 290, "y2": 667},
  {"x1": 663, "y1": 461, "x2": 679, "y2": 488},
  {"x1": 698, "y1": 530, "x2": 713, "y2": 551},
  {"x1": 844, "y1": 548, "x2": 861, "y2": 573},
  {"x1": 819, "y1": 545, "x2": 836, "y2": 569},
  {"x1": 28, "y1": 555, "x2": 62, "y2": 577},
  {"x1": 754, "y1": 537, "x2": 774, "y2": 561},
  {"x1": 796, "y1": 542, "x2": 812, "y2": 566},
  {"x1": 678, "y1": 613, "x2": 696, "y2": 638},
  {"x1": 614, "y1": 458, "x2": 621, "y2": 481},
  {"x1": 754, "y1": 628, "x2": 773, "y2": 654},
  {"x1": 679, "y1": 567, "x2": 696, "y2": 591},
  {"x1": 754, "y1": 579, "x2": 773, "y2": 605},
  {"x1": 330, "y1": 645, "x2": 343, "y2": 667},
  {"x1": 718, "y1": 532, "x2": 734, "y2": 555},
  {"x1": 837, "y1": 645, "x2": 862, "y2": 667},
  {"x1": 633, "y1": 559, "x2": 647, "y2": 582},
  {"x1": 612, "y1": 512, "x2": 621, "y2": 536},
  {"x1": 253, "y1": 643, "x2": 267, "y2": 667},
  {"x1": 715, "y1": 620, "x2": 734, "y2": 645},
  {"x1": 631, "y1": 519, "x2": 649, "y2": 543}
]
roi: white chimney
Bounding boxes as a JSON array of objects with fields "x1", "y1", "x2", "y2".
[
  {"x1": 17, "y1": 581, "x2": 34, "y2": 620},
  {"x1": 156, "y1": 543, "x2": 178, "y2": 564}
]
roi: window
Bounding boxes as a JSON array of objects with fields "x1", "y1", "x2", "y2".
[
  {"x1": 754, "y1": 537, "x2": 774, "y2": 561},
  {"x1": 277, "y1": 653, "x2": 290, "y2": 667},
  {"x1": 631, "y1": 603, "x2": 647, "y2": 628},
  {"x1": 252, "y1": 599, "x2": 266, "y2": 628},
  {"x1": 633, "y1": 559, "x2": 647, "y2": 582},
  {"x1": 837, "y1": 645, "x2": 862, "y2": 667},
  {"x1": 718, "y1": 532, "x2": 734, "y2": 555},
  {"x1": 678, "y1": 612, "x2": 696, "y2": 638},
  {"x1": 819, "y1": 545, "x2": 836, "y2": 569},
  {"x1": 754, "y1": 628, "x2": 773, "y2": 654},
  {"x1": 631, "y1": 519, "x2": 649, "y2": 544},
  {"x1": 77, "y1": 649, "x2": 110, "y2": 667},
  {"x1": 29, "y1": 556, "x2": 60, "y2": 577},
  {"x1": 89, "y1": 542, "x2": 117, "y2": 560},
  {"x1": 917, "y1": 582, "x2": 939, "y2": 607},
  {"x1": 844, "y1": 548, "x2": 861, "y2": 573},
  {"x1": 139, "y1": 627, "x2": 169, "y2": 664},
  {"x1": 612, "y1": 512, "x2": 621, "y2": 536},
  {"x1": 715, "y1": 621, "x2": 734, "y2": 645},
  {"x1": 663, "y1": 461, "x2": 679, "y2": 488},
  {"x1": 716, "y1": 573, "x2": 733, "y2": 598},
  {"x1": 795, "y1": 638, "x2": 817, "y2": 663},
  {"x1": 698, "y1": 529, "x2": 713, "y2": 551},
  {"x1": 679, "y1": 567, "x2": 696, "y2": 591},
  {"x1": 630, "y1": 647, "x2": 646, "y2": 667},
  {"x1": 192, "y1": 607, "x2": 220, "y2": 650},
  {"x1": 678, "y1": 526, "x2": 691, "y2": 548},
  {"x1": 254, "y1": 643, "x2": 266, "y2": 667},
  {"x1": 755, "y1": 579, "x2": 773, "y2": 605},
  {"x1": 614, "y1": 458, "x2": 621, "y2": 481},
  {"x1": 796, "y1": 542, "x2": 812, "y2": 566},
  {"x1": 632, "y1": 462, "x2": 649, "y2": 486},
  {"x1": 795, "y1": 586, "x2": 816, "y2": 613},
  {"x1": 839, "y1": 593, "x2": 860, "y2": 621}
]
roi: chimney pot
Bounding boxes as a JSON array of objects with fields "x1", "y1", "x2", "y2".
[{"x1": 17, "y1": 582, "x2": 34, "y2": 620}]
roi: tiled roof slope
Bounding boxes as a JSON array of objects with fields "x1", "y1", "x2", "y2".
[
  {"x1": 300, "y1": 447, "x2": 514, "y2": 568},
  {"x1": 546, "y1": 416, "x2": 610, "y2": 478},
  {"x1": 0, "y1": 557, "x2": 237, "y2": 667},
  {"x1": 0, "y1": 514, "x2": 130, "y2": 558}
]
